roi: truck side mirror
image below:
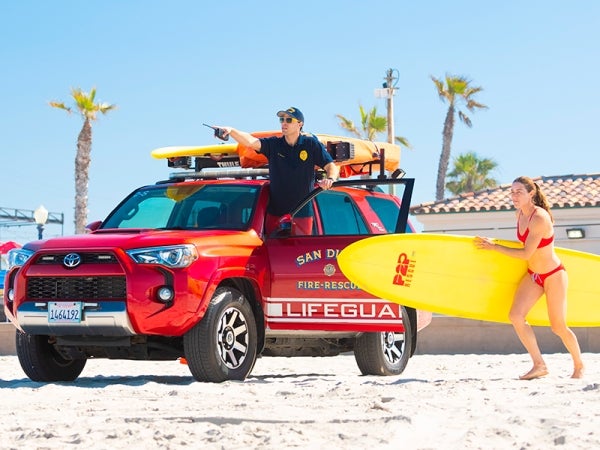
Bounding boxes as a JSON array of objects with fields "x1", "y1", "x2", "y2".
[
  {"x1": 85, "y1": 220, "x2": 103, "y2": 233},
  {"x1": 272, "y1": 214, "x2": 292, "y2": 238}
]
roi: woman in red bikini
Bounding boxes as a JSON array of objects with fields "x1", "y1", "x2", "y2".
[{"x1": 475, "y1": 176, "x2": 584, "y2": 380}]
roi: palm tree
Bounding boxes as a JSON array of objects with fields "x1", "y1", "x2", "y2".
[
  {"x1": 445, "y1": 152, "x2": 499, "y2": 196},
  {"x1": 431, "y1": 75, "x2": 487, "y2": 200},
  {"x1": 336, "y1": 104, "x2": 412, "y2": 148},
  {"x1": 50, "y1": 87, "x2": 116, "y2": 234}
]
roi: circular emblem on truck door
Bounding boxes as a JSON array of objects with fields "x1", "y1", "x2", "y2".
[{"x1": 63, "y1": 253, "x2": 82, "y2": 268}]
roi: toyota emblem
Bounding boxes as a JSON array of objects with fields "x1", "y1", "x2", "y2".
[{"x1": 63, "y1": 253, "x2": 82, "y2": 268}]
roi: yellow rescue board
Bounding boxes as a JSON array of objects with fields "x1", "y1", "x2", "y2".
[
  {"x1": 151, "y1": 144, "x2": 239, "y2": 159},
  {"x1": 337, "y1": 233, "x2": 600, "y2": 327}
]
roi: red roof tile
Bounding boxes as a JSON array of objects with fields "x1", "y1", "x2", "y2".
[{"x1": 410, "y1": 174, "x2": 600, "y2": 215}]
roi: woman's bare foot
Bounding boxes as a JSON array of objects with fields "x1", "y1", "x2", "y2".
[
  {"x1": 519, "y1": 365, "x2": 549, "y2": 380},
  {"x1": 571, "y1": 366, "x2": 584, "y2": 379}
]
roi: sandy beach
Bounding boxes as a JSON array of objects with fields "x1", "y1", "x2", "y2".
[{"x1": 0, "y1": 352, "x2": 598, "y2": 449}]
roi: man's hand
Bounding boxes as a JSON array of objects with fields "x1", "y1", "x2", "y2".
[
  {"x1": 217, "y1": 126, "x2": 233, "y2": 139},
  {"x1": 317, "y1": 177, "x2": 335, "y2": 190},
  {"x1": 217, "y1": 127, "x2": 261, "y2": 150}
]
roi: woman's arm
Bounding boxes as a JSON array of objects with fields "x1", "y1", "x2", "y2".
[
  {"x1": 474, "y1": 236, "x2": 536, "y2": 260},
  {"x1": 475, "y1": 212, "x2": 550, "y2": 260}
]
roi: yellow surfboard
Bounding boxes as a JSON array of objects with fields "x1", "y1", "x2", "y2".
[
  {"x1": 151, "y1": 144, "x2": 239, "y2": 159},
  {"x1": 337, "y1": 233, "x2": 600, "y2": 326}
]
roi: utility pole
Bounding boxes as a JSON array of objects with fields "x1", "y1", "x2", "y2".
[
  {"x1": 374, "y1": 68, "x2": 398, "y2": 144},
  {"x1": 374, "y1": 69, "x2": 400, "y2": 195},
  {"x1": 384, "y1": 69, "x2": 396, "y2": 144}
]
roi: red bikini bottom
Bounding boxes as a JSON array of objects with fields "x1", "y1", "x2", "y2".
[{"x1": 528, "y1": 263, "x2": 565, "y2": 287}]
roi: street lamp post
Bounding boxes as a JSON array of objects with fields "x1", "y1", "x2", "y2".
[{"x1": 34, "y1": 205, "x2": 49, "y2": 240}]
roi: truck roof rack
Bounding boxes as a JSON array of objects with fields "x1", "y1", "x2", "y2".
[{"x1": 167, "y1": 167, "x2": 270, "y2": 181}]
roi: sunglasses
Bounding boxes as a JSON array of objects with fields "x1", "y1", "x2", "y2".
[{"x1": 279, "y1": 117, "x2": 298, "y2": 123}]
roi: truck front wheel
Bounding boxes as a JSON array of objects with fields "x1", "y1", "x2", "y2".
[
  {"x1": 353, "y1": 306, "x2": 413, "y2": 376},
  {"x1": 16, "y1": 330, "x2": 87, "y2": 382},
  {"x1": 184, "y1": 287, "x2": 258, "y2": 382}
]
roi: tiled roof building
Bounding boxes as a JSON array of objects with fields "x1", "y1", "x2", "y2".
[
  {"x1": 410, "y1": 174, "x2": 600, "y2": 215},
  {"x1": 410, "y1": 174, "x2": 600, "y2": 254}
]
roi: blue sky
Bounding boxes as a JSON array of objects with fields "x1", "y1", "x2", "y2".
[{"x1": 1, "y1": 1, "x2": 599, "y2": 242}]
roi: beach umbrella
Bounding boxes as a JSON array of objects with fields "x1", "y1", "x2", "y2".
[{"x1": 0, "y1": 241, "x2": 20, "y2": 254}]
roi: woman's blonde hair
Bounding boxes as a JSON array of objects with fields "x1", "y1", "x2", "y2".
[{"x1": 514, "y1": 176, "x2": 553, "y2": 222}]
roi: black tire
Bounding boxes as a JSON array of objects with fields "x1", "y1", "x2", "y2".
[
  {"x1": 353, "y1": 306, "x2": 413, "y2": 376},
  {"x1": 184, "y1": 287, "x2": 257, "y2": 382},
  {"x1": 15, "y1": 330, "x2": 87, "y2": 382}
]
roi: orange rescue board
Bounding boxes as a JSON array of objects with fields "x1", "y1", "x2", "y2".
[{"x1": 237, "y1": 131, "x2": 401, "y2": 175}]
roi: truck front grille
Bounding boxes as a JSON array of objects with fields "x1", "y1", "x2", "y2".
[
  {"x1": 27, "y1": 276, "x2": 126, "y2": 300},
  {"x1": 34, "y1": 252, "x2": 118, "y2": 265}
]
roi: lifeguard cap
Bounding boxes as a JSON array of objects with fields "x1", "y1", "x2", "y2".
[{"x1": 276, "y1": 107, "x2": 304, "y2": 123}]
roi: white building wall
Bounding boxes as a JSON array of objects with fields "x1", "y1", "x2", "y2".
[{"x1": 412, "y1": 207, "x2": 600, "y2": 255}]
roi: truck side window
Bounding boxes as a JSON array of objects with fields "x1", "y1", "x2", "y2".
[
  {"x1": 365, "y1": 196, "x2": 412, "y2": 233},
  {"x1": 314, "y1": 191, "x2": 369, "y2": 235}
]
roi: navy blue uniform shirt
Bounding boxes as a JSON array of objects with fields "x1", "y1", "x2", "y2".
[{"x1": 259, "y1": 134, "x2": 334, "y2": 216}]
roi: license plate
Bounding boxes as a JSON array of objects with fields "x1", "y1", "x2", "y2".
[{"x1": 48, "y1": 302, "x2": 82, "y2": 323}]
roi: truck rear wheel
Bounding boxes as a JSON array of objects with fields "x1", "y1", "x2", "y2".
[
  {"x1": 16, "y1": 330, "x2": 87, "y2": 382},
  {"x1": 353, "y1": 306, "x2": 412, "y2": 376},
  {"x1": 184, "y1": 287, "x2": 257, "y2": 382}
]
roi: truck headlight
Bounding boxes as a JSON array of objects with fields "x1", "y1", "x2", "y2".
[
  {"x1": 7, "y1": 248, "x2": 34, "y2": 269},
  {"x1": 126, "y1": 245, "x2": 198, "y2": 268}
]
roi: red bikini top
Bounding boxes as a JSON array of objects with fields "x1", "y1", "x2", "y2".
[{"x1": 517, "y1": 210, "x2": 554, "y2": 248}]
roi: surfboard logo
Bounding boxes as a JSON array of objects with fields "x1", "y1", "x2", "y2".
[
  {"x1": 393, "y1": 252, "x2": 415, "y2": 287},
  {"x1": 299, "y1": 150, "x2": 308, "y2": 161}
]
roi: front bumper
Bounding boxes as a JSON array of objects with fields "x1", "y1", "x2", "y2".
[{"x1": 16, "y1": 301, "x2": 136, "y2": 336}]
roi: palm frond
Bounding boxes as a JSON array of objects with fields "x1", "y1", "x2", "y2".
[
  {"x1": 466, "y1": 100, "x2": 488, "y2": 111},
  {"x1": 99, "y1": 103, "x2": 118, "y2": 114},
  {"x1": 394, "y1": 136, "x2": 412, "y2": 149},
  {"x1": 336, "y1": 114, "x2": 362, "y2": 139},
  {"x1": 458, "y1": 111, "x2": 472, "y2": 127},
  {"x1": 49, "y1": 101, "x2": 71, "y2": 113},
  {"x1": 430, "y1": 75, "x2": 447, "y2": 101}
]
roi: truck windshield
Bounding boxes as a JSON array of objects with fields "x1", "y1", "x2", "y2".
[{"x1": 101, "y1": 184, "x2": 260, "y2": 230}]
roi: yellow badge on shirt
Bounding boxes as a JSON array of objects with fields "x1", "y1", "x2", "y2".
[{"x1": 299, "y1": 150, "x2": 308, "y2": 161}]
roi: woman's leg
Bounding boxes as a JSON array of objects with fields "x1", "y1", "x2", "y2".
[
  {"x1": 544, "y1": 270, "x2": 584, "y2": 378},
  {"x1": 509, "y1": 275, "x2": 547, "y2": 379}
]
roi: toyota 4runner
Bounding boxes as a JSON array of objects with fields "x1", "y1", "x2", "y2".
[{"x1": 3, "y1": 134, "x2": 431, "y2": 383}]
